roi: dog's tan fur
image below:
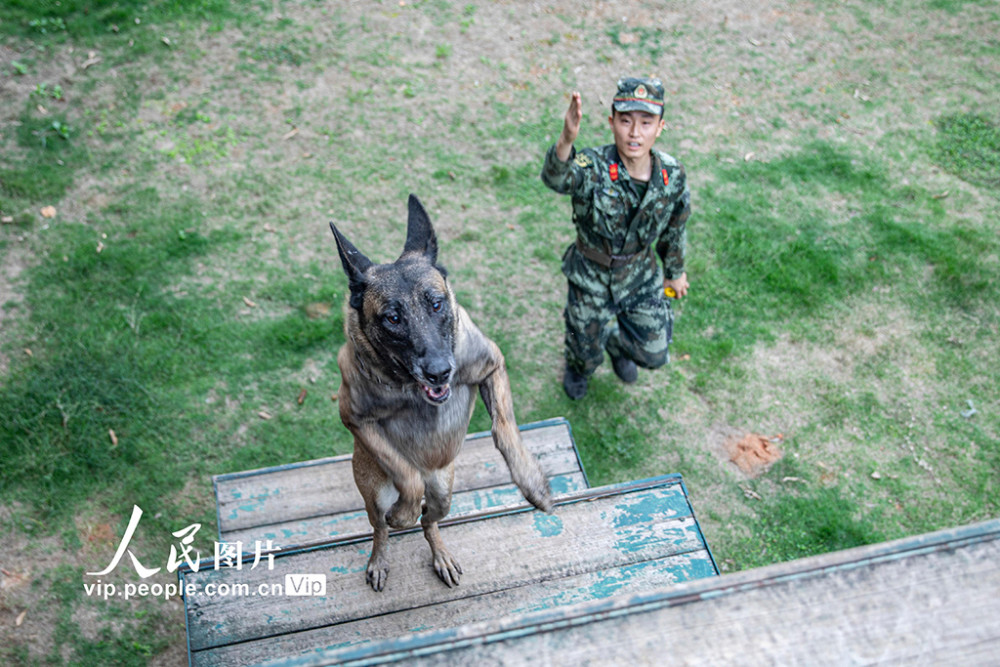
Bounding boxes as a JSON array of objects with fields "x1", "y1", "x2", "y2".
[{"x1": 331, "y1": 196, "x2": 553, "y2": 591}]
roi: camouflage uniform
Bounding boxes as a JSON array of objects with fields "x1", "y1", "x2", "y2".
[{"x1": 541, "y1": 141, "x2": 691, "y2": 377}]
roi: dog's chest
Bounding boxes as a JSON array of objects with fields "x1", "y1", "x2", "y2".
[
  {"x1": 433, "y1": 383, "x2": 475, "y2": 433},
  {"x1": 382, "y1": 384, "x2": 475, "y2": 470}
]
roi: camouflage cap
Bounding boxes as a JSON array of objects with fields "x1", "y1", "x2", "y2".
[{"x1": 612, "y1": 77, "x2": 665, "y2": 115}]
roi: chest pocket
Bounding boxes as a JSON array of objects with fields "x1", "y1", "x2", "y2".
[{"x1": 593, "y1": 188, "x2": 627, "y2": 223}]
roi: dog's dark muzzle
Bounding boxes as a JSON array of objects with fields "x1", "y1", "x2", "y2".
[{"x1": 417, "y1": 359, "x2": 453, "y2": 405}]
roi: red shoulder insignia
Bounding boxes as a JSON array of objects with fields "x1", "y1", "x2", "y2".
[
  {"x1": 662, "y1": 168, "x2": 669, "y2": 185},
  {"x1": 609, "y1": 164, "x2": 619, "y2": 181}
]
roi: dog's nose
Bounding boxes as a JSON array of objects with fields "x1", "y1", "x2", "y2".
[{"x1": 422, "y1": 361, "x2": 452, "y2": 387}]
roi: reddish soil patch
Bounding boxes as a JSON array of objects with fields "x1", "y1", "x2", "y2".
[{"x1": 726, "y1": 433, "x2": 783, "y2": 477}]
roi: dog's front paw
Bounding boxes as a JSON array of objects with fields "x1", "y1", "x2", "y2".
[
  {"x1": 516, "y1": 467, "x2": 554, "y2": 513},
  {"x1": 525, "y1": 481, "x2": 554, "y2": 513},
  {"x1": 385, "y1": 499, "x2": 421, "y2": 529}
]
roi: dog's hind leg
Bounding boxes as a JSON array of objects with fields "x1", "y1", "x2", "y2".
[
  {"x1": 352, "y1": 445, "x2": 395, "y2": 591},
  {"x1": 421, "y1": 465, "x2": 462, "y2": 587}
]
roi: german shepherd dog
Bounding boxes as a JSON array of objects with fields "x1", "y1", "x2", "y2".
[{"x1": 329, "y1": 195, "x2": 553, "y2": 591}]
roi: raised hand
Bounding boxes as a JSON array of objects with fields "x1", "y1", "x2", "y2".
[{"x1": 556, "y1": 91, "x2": 583, "y2": 161}]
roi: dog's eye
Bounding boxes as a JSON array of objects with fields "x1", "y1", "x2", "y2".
[
  {"x1": 431, "y1": 299, "x2": 443, "y2": 313},
  {"x1": 384, "y1": 313, "x2": 401, "y2": 326}
]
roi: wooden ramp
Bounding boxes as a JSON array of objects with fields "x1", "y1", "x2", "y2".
[
  {"x1": 211, "y1": 417, "x2": 589, "y2": 548},
  {"x1": 282, "y1": 517, "x2": 1000, "y2": 666},
  {"x1": 181, "y1": 418, "x2": 719, "y2": 666}
]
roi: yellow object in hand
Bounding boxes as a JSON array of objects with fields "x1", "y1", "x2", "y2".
[{"x1": 664, "y1": 286, "x2": 677, "y2": 298}]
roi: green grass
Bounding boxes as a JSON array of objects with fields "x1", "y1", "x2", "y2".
[
  {"x1": 43, "y1": 564, "x2": 171, "y2": 665},
  {"x1": 1, "y1": 0, "x2": 999, "y2": 662},
  {"x1": 933, "y1": 113, "x2": 1000, "y2": 187},
  {"x1": 0, "y1": 0, "x2": 240, "y2": 40},
  {"x1": 0, "y1": 174, "x2": 347, "y2": 523}
]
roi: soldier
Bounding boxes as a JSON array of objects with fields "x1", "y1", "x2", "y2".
[{"x1": 541, "y1": 77, "x2": 691, "y2": 399}]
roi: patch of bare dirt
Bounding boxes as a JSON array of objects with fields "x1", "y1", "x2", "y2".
[
  {"x1": 0, "y1": 500, "x2": 193, "y2": 665},
  {"x1": 1, "y1": 504, "x2": 74, "y2": 663},
  {"x1": 726, "y1": 432, "x2": 783, "y2": 477}
]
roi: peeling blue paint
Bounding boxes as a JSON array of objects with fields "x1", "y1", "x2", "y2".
[
  {"x1": 616, "y1": 523, "x2": 696, "y2": 554},
  {"x1": 611, "y1": 490, "x2": 689, "y2": 529},
  {"x1": 518, "y1": 559, "x2": 687, "y2": 615},
  {"x1": 548, "y1": 474, "x2": 583, "y2": 495},
  {"x1": 231, "y1": 496, "x2": 268, "y2": 518},
  {"x1": 533, "y1": 513, "x2": 564, "y2": 537},
  {"x1": 582, "y1": 560, "x2": 655, "y2": 599}
]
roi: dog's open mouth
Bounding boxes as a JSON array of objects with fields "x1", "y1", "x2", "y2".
[{"x1": 421, "y1": 383, "x2": 451, "y2": 405}]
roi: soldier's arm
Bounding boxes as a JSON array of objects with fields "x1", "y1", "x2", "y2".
[
  {"x1": 541, "y1": 93, "x2": 585, "y2": 195},
  {"x1": 556, "y1": 92, "x2": 582, "y2": 161},
  {"x1": 656, "y1": 165, "x2": 691, "y2": 280}
]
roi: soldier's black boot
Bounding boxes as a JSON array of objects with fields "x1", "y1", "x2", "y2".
[
  {"x1": 563, "y1": 364, "x2": 588, "y2": 400},
  {"x1": 610, "y1": 355, "x2": 638, "y2": 384}
]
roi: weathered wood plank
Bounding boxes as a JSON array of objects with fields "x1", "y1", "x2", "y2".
[
  {"x1": 214, "y1": 419, "x2": 584, "y2": 541},
  {"x1": 196, "y1": 553, "x2": 717, "y2": 667},
  {"x1": 182, "y1": 475, "x2": 715, "y2": 663},
  {"x1": 220, "y1": 471, "x2": 588, "y2": 546},
  {"x1": 283, "y1": 518, "x2": 1000, "y2": 667}
]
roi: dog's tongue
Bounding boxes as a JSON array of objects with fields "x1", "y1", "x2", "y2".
[{"x1": 423, "y1": 384, "x2": 449, "y2": 401}]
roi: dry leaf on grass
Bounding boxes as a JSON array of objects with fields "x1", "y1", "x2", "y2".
[
  {"x1": 304, "y1": 302, "x2": 331, "y2": 319},
  {"x1": 40, "y1": 206, "x2": 56, "y2": 218},
  {"x1": 81, "y1": 51, "x2": 102, "y2": 69}
]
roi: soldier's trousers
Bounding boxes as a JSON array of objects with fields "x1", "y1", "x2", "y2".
[{"x1": 564, "y1": 282, "x2": 672, "y2": 377}]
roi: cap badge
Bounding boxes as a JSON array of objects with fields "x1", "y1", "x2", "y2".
[{"x1": 635, "y1": 84, "x2": 648, "y2": 99}]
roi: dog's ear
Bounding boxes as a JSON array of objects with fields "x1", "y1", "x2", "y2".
[
  {"x1": 402, "y1": 194, "x2": 439, "y2": 265},
  {"x1": 329, "y1": 222, "x2": 371, "y2": 310}
]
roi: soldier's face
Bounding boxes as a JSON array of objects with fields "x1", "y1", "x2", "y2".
[{"x1": 608, "y1": 111, "x2": 665, "y2": 161}]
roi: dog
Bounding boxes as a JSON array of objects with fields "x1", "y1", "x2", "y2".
[{"x1": 329, "y1": 194, "x2": 553, "y2": 592}]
